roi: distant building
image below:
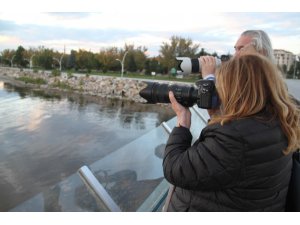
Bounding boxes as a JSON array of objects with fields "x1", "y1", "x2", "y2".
[{"x1": 274, "y1": 49, "x2": 295, "y2": 72}]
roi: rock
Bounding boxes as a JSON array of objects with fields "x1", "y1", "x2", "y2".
[{"x1": 0, "y1": 67, "x2": 149, "y2": 103}]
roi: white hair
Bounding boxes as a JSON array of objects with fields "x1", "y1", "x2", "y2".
[{"x1": 241, "y1": 30, "x2": 276, "y2": 64}]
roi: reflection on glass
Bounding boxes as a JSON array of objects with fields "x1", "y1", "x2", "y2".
[
  {"x1": 85, "y1": 125, "x2": 170, "y2": 211},
  {"x1": 43, "y1": 185, "x2": 62, "y2": 212}
]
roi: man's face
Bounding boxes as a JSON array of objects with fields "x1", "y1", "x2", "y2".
[{"x1": 234, "y1": 35, "x2": 256, "y2": 56}]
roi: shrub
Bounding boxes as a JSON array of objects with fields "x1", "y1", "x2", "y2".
[
  {"x1": 51, "y1": 69, "x2": 61, "y2": 77},
  {"x1": 17, "y1": 76, "x2": 47, "y2": 85}
]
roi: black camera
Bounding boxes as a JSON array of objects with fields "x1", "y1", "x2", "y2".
[{"x1": 139, "y1": 80, "x2": 219, "y2": 109}]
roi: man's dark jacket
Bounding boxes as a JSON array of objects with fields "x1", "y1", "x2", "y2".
[{"x1": 163, "y1": 116, "x2": 293, "y2": 211}]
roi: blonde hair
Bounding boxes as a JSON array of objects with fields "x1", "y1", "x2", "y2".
[{"x1": 210, "y1": 53, "x2": 300, "y2": 154}]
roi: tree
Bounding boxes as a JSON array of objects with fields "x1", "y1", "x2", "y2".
[
  {"x1": 123, "y1": 44, "x2": 147, "y2": 73},
  {"x1": 1, "y1": 49, "x2": 15, "y2": 66},
  {"x1": 197, "y1": 48, "x2": 210, "y2": 57},
  {"x1": 24, "y1": 47, "x2": 38, "y2": 68},
  {"x1": 36, "y1": 47, "x2": 54, "y2": 70},
  {"x1": 96, "y1": 47, "x2": 120, "y2": 73},
  {"x1": 282, "y1": 64, "x2": 287, "y2": 74},
  {"x1": 287, "y1": 57, "x2": 300, "y2": 79},
  {"x1": 14, "y1": 46, "x2": 28, "y2": 67},
  {"x1": 159, "y1": 36, "x2": 200, "y2": 74},
  {"x1": 75, "y1": 49, "x2": 97, "y2": 72},
  {"x1": 127, "y1": 53, "x2": 137, "y2": 72},
  {"x1": 145, "y1": 57, "x2": 161, "y2": 75},
  {"x1": 14, "y1": 46, "x2": 26, "y2": 67},
  {"x1": 67, "y1": 50, "x2": 76, "y2": 70}
]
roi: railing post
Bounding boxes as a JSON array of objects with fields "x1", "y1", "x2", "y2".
[
  {"x1": 78, "y1": 165, "x2": 121, "y2": 212},
  {"x1": 161, "y1": 122, "x2": 172, "y2": 134}
]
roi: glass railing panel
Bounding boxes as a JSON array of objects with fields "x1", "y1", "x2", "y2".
[
  {"x1": 190, "y1": 107, "x2": 209, "y2": 143},
  {"x1": 86, "y1": 125, "x2": 170, "y2": 211},
  {"x1": 10, "y1": 172, "x2": 107, "y2": 211},
  {"x1": 137, "y1": 178, "x2": 169, "y2": 212}
]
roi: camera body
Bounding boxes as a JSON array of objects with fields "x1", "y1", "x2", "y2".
[
  {"x1": 195, "y1": 80, "x2": 219, "y2": 109},
  {"x1": 139, "y1": 79, "x2": 219, "y2": 109}
]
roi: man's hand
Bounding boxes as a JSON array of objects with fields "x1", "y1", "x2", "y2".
[{"x1": 199, "y1": 56, "x2": 216, "y2": 78}]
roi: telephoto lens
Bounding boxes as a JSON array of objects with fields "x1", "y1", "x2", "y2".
[
  {"x1": 176, "y1": 57, "x2": 222, "y2": 76},
  {"x1": 139, "y1": 82, "x2": 198, "y2": 107},
  {"x1": 139, "y1": 80, "x2": 219, "y2": 109}
]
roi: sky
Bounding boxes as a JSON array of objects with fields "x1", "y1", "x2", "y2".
[{"x1": 0, "y1": 1, "x2": 300, "y2": 57}]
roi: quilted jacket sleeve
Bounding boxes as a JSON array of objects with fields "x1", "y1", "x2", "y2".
[{"x1": 163, "y1": 124, "x2": 245, "y2": 191}]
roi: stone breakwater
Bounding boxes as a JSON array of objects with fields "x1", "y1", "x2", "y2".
[{"x1": 0, "y1": 67, "x2": 149, "y2": 103}]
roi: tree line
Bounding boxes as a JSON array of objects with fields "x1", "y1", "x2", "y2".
[{"x1": 0, "y1": 36, "x2": 229, "y2": 75}]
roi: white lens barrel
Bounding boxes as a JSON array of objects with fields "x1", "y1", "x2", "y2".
[{"x1": 176, "y1": 56, "x2": 221, "y2": 76}]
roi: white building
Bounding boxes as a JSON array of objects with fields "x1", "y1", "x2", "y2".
[{"x1": 274, "y1": 49, "x2": 295, "y2": 71}]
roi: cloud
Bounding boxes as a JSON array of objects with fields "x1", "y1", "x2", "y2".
[
  {"x1": 46, "y1": 12, "x2": 91, "y2": 20},
  {"x1": 0, "y1": 12, "x2": 300, "y2": 56},
  {"x1": 0, "y1": 35, "x2": 22, "y2": 49}
]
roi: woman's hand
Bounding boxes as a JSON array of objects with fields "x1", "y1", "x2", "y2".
[
  {"x1": 199, "y1": 56, "x2": 216, "y2": 78},
  {"x1": 169, "y1": 91, "x2": 191, "y2": 129}
]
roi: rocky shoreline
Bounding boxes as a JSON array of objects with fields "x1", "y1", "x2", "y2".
[{"x1": 0, "y1": 67, "x2": 150, "y2": 103}]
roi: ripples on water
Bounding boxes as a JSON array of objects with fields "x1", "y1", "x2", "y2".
[{"x1": 0, "y1": 81, "x2": 175, "y2": 211}]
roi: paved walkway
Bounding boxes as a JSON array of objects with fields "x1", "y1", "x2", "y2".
[{"x1": 285, "y1": 79, "x2": 300, "y2": 100}]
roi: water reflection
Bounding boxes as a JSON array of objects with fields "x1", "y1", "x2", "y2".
[
  {"x1": 90, "y1": 169, "x2": 163, "y2": 211},
  {"x1": 0, "y1": 80, "x2": 175, "y2": 211},
  {"x1": 42, "y1": 185, "x2": 62, "y2": 212},
  {"x1": 154, "y1": 144, "x2": 166, "y2": 159}
]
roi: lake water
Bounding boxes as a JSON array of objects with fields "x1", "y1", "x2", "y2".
[{"x1": 0, "y1": 81, "x2": 175, "y2": 211}]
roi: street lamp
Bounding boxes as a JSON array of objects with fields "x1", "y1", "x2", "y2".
[
  {"x1": 116, "y1": 51, "x2": 128, "y2": 78},
  {"x1": 53, "y1": 54, "x2": 64, "y2": 71},
  {"x1": 30, "y1": 54, "x2": 35, "y2": 69},
  {"x1": 24, "y1": 54, "x2": 35, "y2": 69},
  {"x1": 10, "y1": 55, "x2": 16, "y2": 67}
]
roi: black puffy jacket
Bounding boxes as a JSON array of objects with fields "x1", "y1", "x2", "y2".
[{"x1": 163, "y1": 116, "x2": 293, "y2": 211}]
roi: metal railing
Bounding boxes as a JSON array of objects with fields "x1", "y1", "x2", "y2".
[{"x1": 78, "y1": 165, "x2": 121, "y2": 212}]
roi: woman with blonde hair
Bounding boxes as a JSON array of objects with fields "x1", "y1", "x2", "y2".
[{"x1": 163, "y1": 53, "x2": 300, "y2": 211}]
